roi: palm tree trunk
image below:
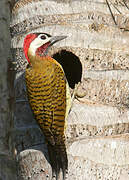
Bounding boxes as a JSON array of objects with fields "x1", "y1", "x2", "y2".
[{"x1": 11, "y1": 0, "x2": 129, "y2": 179}]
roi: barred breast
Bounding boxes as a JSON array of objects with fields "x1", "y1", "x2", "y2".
[{"x1": 25, "y1": 59, "x2": 67, "y2": 145}]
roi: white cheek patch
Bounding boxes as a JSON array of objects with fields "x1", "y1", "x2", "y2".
[{"x1": 29, "y1": 36, "x2": 51, "y2": 56}]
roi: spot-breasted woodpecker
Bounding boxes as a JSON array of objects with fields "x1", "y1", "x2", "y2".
[{"x1": 23, "y1": 33, "x2": 71, "y2": 179}]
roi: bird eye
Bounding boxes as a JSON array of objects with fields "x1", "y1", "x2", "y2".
[{"x1": 40, "y1": 35, "x2": 46, "y2": 40}]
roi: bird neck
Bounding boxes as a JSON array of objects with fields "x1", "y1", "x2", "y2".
[
  {"x1": 27, "y1": 49, "x2": 63, "y2": 72},
  {"x1": 27, "y1": 49, "x2": 57, "y2": 70}
]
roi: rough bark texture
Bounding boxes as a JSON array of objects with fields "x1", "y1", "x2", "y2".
[
  {"x1": 0, "y1": 0, "x2": 17, "y2": 179},
  {"x1": 11, "y1": 0, "x2": 129, "y2": 179}
]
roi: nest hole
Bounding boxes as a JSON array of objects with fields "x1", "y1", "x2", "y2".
[{"x1": 52, "y1": 50, "x2": 82, "y2": 89}]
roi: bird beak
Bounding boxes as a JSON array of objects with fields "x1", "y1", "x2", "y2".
[{"x1": 50, "y1": 36, "x2": 67, "y2": 46}]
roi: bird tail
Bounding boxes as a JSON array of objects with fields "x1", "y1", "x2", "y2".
[{"x1": 47, "y1": 138, "x2": 68, "y2": 180}]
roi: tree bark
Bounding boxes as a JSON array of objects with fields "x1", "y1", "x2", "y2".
[
  {"x1": 0, "y1": 0, "x2": 17, "y2": 179},
  {"x1": 11, "y1": 0, "x2": 129, "y2": 179}
]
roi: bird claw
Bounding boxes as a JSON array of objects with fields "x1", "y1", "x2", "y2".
[{"x1": 71, "y1": 82, "x2": 81, "y2": 101}]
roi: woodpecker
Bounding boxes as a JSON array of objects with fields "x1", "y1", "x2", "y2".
[{"x1": 23, "y1": 33, "x2": 71, "y2": 179}]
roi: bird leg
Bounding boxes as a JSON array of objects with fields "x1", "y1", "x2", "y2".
[{"x1": 71, "y1": 82, "x2": 81, "y2": 106}]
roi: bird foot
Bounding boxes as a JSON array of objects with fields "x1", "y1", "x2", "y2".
[{"x1": 71, "y1": 82, "x2": 81, "y2": 104}]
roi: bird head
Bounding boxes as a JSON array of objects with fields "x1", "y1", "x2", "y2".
[{"x1": 23, "y1": 33, "x2": 67, "y2": 63}]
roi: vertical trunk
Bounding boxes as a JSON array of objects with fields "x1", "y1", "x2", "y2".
[
  {"x1": 11, "y1": 0, "x2": 129, "y2": 179},
  {"x1": 0, "y1": 0, "x2": 16, "y2": 179}
]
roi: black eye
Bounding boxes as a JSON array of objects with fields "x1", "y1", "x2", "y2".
[{"x1": 40, "y1": 35, "x2": 46, "y2": 40}]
